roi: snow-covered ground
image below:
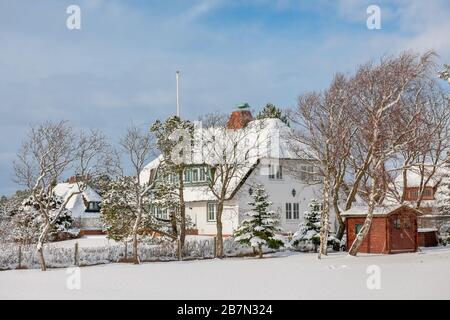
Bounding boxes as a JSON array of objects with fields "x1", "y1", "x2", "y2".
[{"x1": 1, "y1": 247, "x2": 450, "y2": 299}]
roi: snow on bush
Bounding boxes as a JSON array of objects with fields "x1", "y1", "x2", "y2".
[
  {"x1": 0, "y1": 236, "x2": 266, "y2": 270},
  {"x1": 0, "y1": 243, "x2": 18, "y2": 270},
  {"x1": 290, "y1": 199, "x2": 340, "y2": 252}
]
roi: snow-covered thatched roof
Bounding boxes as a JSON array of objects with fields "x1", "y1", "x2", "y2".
[
  {"x1": 140, "y1": 118, "x2": 311, "y2": 202},
  {"x1": 139, "y1": 154, "x2": 163, "y2": 185},
  {"x1": 53, "y1": 182, "x2": 101, "y2": 218}
]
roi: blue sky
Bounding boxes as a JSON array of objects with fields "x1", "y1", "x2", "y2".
[{"x1": 1, "y1": 0, "x2": 450, "y2": 195}]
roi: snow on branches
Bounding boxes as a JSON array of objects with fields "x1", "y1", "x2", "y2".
[
  {"x1": 436, "y1": 171, "x2": 450, "y2": 216},
  {"x1": 101, "y1": 176, "x2": 176, "y2": 245}
]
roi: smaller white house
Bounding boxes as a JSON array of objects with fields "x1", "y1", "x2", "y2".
[{"x1": 53, "y1": 178, "x2": 103, "y2": 234}]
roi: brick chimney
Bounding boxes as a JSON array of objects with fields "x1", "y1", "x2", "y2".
[
  {"x1": 67, "y1": 175, "x2": 89, "y2": 184},
  {"x1": 226, "y1": 103, "x2": 253, "y2": 129}
]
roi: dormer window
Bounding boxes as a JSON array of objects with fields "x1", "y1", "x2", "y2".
[
  {"x1": 86, "y1": 201, "x2": 100, "y2": 212},
  {"x1": 404, "y1": 187, "x2": 434, "y2": 201},
  {"x1": 183, "y1": 167, "x2": 208, "y2": 184},
  {"x1": 268, "y1": 163, "x2": 282, "y2": 180}
]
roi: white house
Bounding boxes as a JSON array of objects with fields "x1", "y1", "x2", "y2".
[
  {"x1": 140, "y1": 106, "x2": 332, "y2": 236},
  {"x1": 53, "y1": 177, "x2": 103, "y2": 234}
]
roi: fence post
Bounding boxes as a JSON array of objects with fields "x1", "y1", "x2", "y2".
[
  {"x1": 124, "y1": 242, "x2": 128, "y2": 260},
  {"x1": 74, "y1": 242, "x2": 79, "y2": 266},
  {"x1": 213, "y1": 237, "x2": 217, "y2": 258},
  {"x1": 177, "y1": 236, "x2": 182, "y2": 261},
  {"x1": 18, "y1": 244, "x2": 22, "y2": 269}
]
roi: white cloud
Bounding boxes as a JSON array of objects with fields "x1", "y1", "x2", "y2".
[{"x1": 177, "y1": 0, "x2": 223, "y2": 24}]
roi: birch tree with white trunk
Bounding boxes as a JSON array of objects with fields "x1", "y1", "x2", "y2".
[
  {"x1": 347, "y1": 51, "x2": 435, "y2": 256},
  {"x1": 290, "y1": 74, "x2": 356, "y2": 258}
]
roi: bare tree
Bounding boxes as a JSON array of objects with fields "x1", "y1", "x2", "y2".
[
  {"x1": 76, "y1": 129, "x2": 113, "y2": 177},
  {"x1": 347, "y1": 51, "x2": 435, "y2": 255},
  {"x1": 201, "y1": 120, "x2": 267, "y2": 257},
  {"x1": 291, "y1": 74, "x2": 356, "y2": 258},
  {"x1": 13, "y1": 121, "x2": 76, "y2": 270},
  {"x1": 198, "y1": 111, "x2": 228, "y2": 128},
  {"x1": 13, "y1": 121, "x2": 111, "y2": 270},
  {"x1": 119, "y1": 124, "x2": 156, "y2": 264},
  {"x1": 410, "y1": 86, "x2": 450, "y2": 209}
]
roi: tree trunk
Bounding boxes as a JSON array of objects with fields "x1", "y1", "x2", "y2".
[
  {"x1": 170, "y1": 211, "x2": 178, "y2": 236},
  {"x1": 318, "y1": 174, "x2": 330, "y2": 258},
  {"x1": 345, "y1": 149, "x2": 373, "y2": 211},
  {"x1": 333, "y1": 194, "x2": 345, "y2": 240},
  {"x1": 216, "y1": 201, "x2": 224, "y2": 258},
  {"x1": 348, "y1": 124, "x2": 381, "y2": 256},
  {"x1": 400, "y1": 164, "x2": 408, "y2": 203},
  {"x1": 348, "y1": 202, "x2": 375, "y2": 256},
  {"x1": 18, "y1": 244, "x2": 22, "y2": 269},
  {"x1": 177, "y1": 236, "x2": 182, "y2": 261},
  {"x1": 348, "y1": 169, "x2": 379, "y2": 256},
  {"x1": 336, "y1": 219, "x2": 346, "y2": 240},
  {"x1": 124, "y1": 241, "x2": 128, "y2": 260},
  {"x1": 132, "y1": 202, "x2": 142, "y2": 264},
  {"x1": 178, "y1": 170, "x2": 186, "y2": 249},
  {"x1": 258, "y1": 244, "x2": 263, "y2": 259},
  {"x1": 36, "y1": 220, "x2": 51, "y2": 271}
]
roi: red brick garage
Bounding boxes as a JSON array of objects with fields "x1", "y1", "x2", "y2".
[{"x1": 342, "y1": 205, "x2": 420, "y2": 254}]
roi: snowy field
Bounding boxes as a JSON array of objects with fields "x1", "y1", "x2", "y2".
[{"x1": 1, "y1": 247, "x2": 450, "y2": 299}]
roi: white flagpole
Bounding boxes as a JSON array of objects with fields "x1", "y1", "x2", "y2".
[{"x1": 176, "y1": 70, "x2": 180, "y2": 117}]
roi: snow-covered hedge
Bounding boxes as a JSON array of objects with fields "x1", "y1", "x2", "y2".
[{"x1": 0, "y1": 237, "x2": 269, "y2": 270}]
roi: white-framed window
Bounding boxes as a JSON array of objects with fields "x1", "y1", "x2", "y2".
[
  {"x1": 269, "y1": 163, "x2": 282, "y2": 180},
  {"x1": 151, "y1": 206, "x2": 168, "y2": 220},
  {"x1": 207, "y1": 203, "x2": 217, "y2": 222},
  {"x1": 300, "y1": 165, "x2": 307, "y2": 181},
  {"x1": 168, "y1": 173, "x2": 176, "y2": 184},
  {"x1": 308, "y1": 165, "x2": 316, "y2": 181},
  {"x1": 184, "y1": 169, "x2": 191, "y2": 182},
  {"x1": 192, "y1": 168, "x2": 199, "y2": 182},
  {"x1": 158, "y1": 207, "x2": 168, "y2": 220},
  {"x1": 313, "y1": 202, "x2": 323, "y2": 212},
  {"x1": 86, "y1": 202, "x2": 100, "y2": 212},
  {"x1": 293, "y1": 203, "x2": 299, "y2": 219},
  {"x1": 277, "y1": 165, "x2": 283, "y2": 179},
  {"x1": 285, "y1": 203, "x2": 292, "y2": 220},
  {"x1": 300, "y1": 165, "x2": 316, "y2": 181},
  {"x1": 199, "y1": 167, "x2": 207, "y2": 182},
  {"x1": 286, "y1": 202, "x2": 300, "y2": 220},
  {"x1": 184, "y1": 167, "x2": 208, "y2": 183}
]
